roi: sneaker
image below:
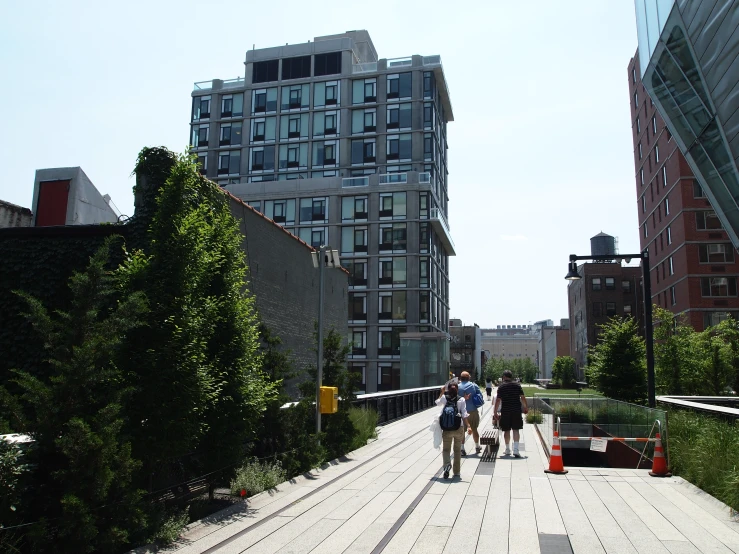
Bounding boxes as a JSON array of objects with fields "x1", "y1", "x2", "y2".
[
  {"x1": 475, "y1": 445, "x2": 482, "y2": 454},
  {"x1": 504, "y1": 447, "x2": 511, "y2": 456},
  {"x1": 443, "y1": 464, "x2": 451, "y2": 479},
  {"x1": 461, "y1": 448, "x2": 467, "y2": 457},
  {"x1": 513, "y1": 449, "x2": 521, "y2": 458}
]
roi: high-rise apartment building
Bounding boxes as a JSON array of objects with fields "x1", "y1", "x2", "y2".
[
  {"x1": 189, "y1": 30, "x2": 454, "y2": 392},
  {"x1": 628, "y1": 51, "x2": 739, "y2": 330}
]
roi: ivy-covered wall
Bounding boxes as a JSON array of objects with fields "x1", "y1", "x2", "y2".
[{"x1": 0, "y1": 226, "x2": 127, "y2": 384}]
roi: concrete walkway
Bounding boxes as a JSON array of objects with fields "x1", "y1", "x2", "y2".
[{"x1": 161, "y1": 401, "x2": 739, "y2": 554}]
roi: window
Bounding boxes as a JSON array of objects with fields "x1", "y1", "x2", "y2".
[
  {"x1": 349, "y1": 293, "x2": 367, "y2": 322},
  {"x1": 314, "y1": 52, "x2": 341, "y2": 77},
  {"x1": 341, "y1": 226, "x2": 368, "y2": 254},
  {"x1": 352, "y1": 79, "x2": 376, "y2": 104},
  {"x1": 314, "y1": 111, "x2": 338, "y2": 138},
  {"x1": 667, "y1": 225, "x2": 672, "y2": 244},
  {"x1": 638, "y1": 143, "x2": 642, "y2": 159},
  {"x1": 642, "y1": 196, "x2": 646, "y2": 213},
  {"x1": 704, "y1": 312, "x2": 735, "y2": 328},
  {"x1": 297, "y1": 227, "x2": 326, "y2": 248},
  {"x1": 313, "y1": 140, "x2": 338, "y2": 167},
  {"x1": 299, "y1": 198, "x2": 327, "y2": 223},
  {"x1": 345, "y1": 259, "x2": 367, "y2": 286},
  {"x1": 352, "y1": 108, "x2": 376, "y2": 134},
  {"x1": 640, "y1": 169, "x2": 644, "y2": 186},
  {"x1": 251, "y1": 117, "x2": 276, "y2": 143},
  {"x1": 386, "y1": 134, "x2": 411, "y2": 161},
  {"x1": 314, "y1": 81, "x2": 339, "y2": 108},
  {"x1": 423, "y1": 102, "x2": 435, "y2": 130},
  {"x1": 250, "y1": 145, "x2": 275, "y2": 171},
  {"x1": 622, "y1": 280, "x2": 631, "y2": 292},
  {"x1": 419, "y1": 223, "x2": 430, "y2": 252},
  {"x1": 378, "y1": 327, "x2": 404, "y2": 356},
  {"x1": 218, "y1": 150, "x2": 240, "y2": 175},
  {"x1": 605, "y1": 277, "x2": 615, "y2": 290},
  {"x1": 219, "y1": 122, "x2": 242, "y2": 146},
  {"x1": 281, "y1": 55, "x2": 311, "y2": 80},
  {"x1": 280, "y1": 113, "x2": 309, "y2": 140},
  {"x1": 192, "y1": 96, "x2": 211, "y2": 121},
  {"x1": 196, "y1": 153, "x2": 207, "y2": 173},
  {"x1": 351, "y1": 328, "x2": 367, "y2": 356},
  {"x1": 380, "y1": 223, "x2": 407, "y2": 252},
  {"x1": 349, "y1": 363, "x2": 366, "y2": 386},
  {"x1": 351, "y1": 138, "x2": 376, "y2": 164},
  {"x1": 378, "y1": 361, "x2": 401, "y2": 390},
  {"x1": 701, "y1": 277, "x2": 737, "y2": 297},
  {"x1": 592, "y1": 278, "x2": 602, "y2": 291},
  {"x1": 636, "y1": 117, "x2": 641, "y2": 133},
  {"x1": 420, "y1": 291, "x2": 430, "y2": 322},
  {"x1": 279, "y1": 143, "x2": 307, "y2": 169},
  {"x1": 379, "y1": 192, "x2": 407, "y2": 219},
  {"x1": 671, "y1": 286, "x2": 677, "y2": 305},
  {"x1": 281, "y1": 84, "x2": 309, "y2": 111},
  {"x1": 252, "y1": 59, "x2": 278, "y2": 83},
  {"x1": 606, "y1": 302, "x2": 616, "y2": 316},
  {"x1": 263, "y1": 199, "x2": 295, "y2": 225},
  {"x1": 387, "y1": 103, "x2": 411, "y2": 130},
  {"x1": 342, "y1": 197, "x2": 368, "y2": 221},
  {"x1": 252, "y1": 88, "x2": 278, "y2": 114},
  {"x1": 624, "y1": 304, "x2": 632, "y2": 314},
  {"x1": 592, "y1": 302, "x2": 602, "y2": 317},
  {"x1": 652, "y1": 116, "x2": 657, "y2": 134},
  {"x1": 221, "y1": 93, "x2": 243, "y2": 117},
  {"x1": 697, "y1": 211, "x2": 722, "y2": 230},
  {"x1": 386, "y1": 73, "x2": 412, "y2": 100},
  {"x1": 655, "y1": 144, "x2": 660, "y2": 163},
  {"x1": 379, "y1": 257, "x2": 406, "y2": 286},
  {"x1": 379, "y1": 291, "x2": 406, "y2": 321},
  {"x1": 662, "y1": 165, "x2": 667, "y2": 188},
  {"x1": 634, "y1": 91, "x2": 638, "y2": 108},
  {"x1": 423, "y1": 71, "x2": 435, "y2": 99},
  {"x1": 699, "y1": 244, "x2": 735, "y2": 263},
  {"x1": 669, "y1": 256, "x2": 674, "y2": 275},
  {"x1": 191, "y1": 124, "x2": 208, "y2": 148},
  {"x1": 693, "y1": 181, "x2": 705, "y2": 198}
]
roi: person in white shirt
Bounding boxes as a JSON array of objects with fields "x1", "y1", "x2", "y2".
[
  {"x1": 436, "y1": 382, "x2": 470, "y2": 479},
  {"x1": 485, "y1": 378, "x2": 493, "y2": 401}
]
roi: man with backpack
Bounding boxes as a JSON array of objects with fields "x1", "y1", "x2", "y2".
[
  {"x1": 493, "y1": 370, "x2": 529, "y2": 457},
  {"x1": 436, "y1": 382, "x2": 470, "y2": 479},
  {"x1": 458, "y1": 371, "x2": 484, "y2": 455}
]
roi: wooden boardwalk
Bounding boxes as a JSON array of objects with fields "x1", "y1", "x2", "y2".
[{"x1": 156, "y1": 400, "x2": 739, "y2": 554}]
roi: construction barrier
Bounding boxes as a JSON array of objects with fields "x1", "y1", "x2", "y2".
[{"x1": 544, "y1": 427, "x2": 568, "y2": 475}]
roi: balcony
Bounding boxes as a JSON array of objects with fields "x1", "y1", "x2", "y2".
[
  {"x1": 352, "y1": 62, "x2": 378, "y2": 73},
  {"x1": 379, "y1": 173, "x2": 408, "y2": 185},
  {"x1": 430, "y1": 208, "x2": 456, "y2": 256},
  {"x1": 342, "y1": 176, "x2": 369, "y2": 188},
  {"x1": 193, "y1": 77, "x2": 245, "y2": 92}
]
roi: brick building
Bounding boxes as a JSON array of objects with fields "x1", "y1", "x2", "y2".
[{"x1": 628, "y1": 51, "x2": 739, "y2": 330}]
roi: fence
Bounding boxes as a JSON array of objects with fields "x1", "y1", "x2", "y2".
[
  {"x1": 352, "y1": 386, "x2": 441, "y2": 424},
  {"x1": 531, "y1": 395, "x2": 667, "y2": 464}
]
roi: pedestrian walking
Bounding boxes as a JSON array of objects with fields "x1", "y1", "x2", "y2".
[
  {"x1": 485, "y1": 377, "x2": 493, "y2": 401},
  {"x1": 436, "y1": 382, "x2": 470, "y2": 479},
  {"x1": 458, "y1": 371, "x2": 484, "y2": 455},
  {"x1": 493, "y1": 370, "x2": 529, "y2": 457}
]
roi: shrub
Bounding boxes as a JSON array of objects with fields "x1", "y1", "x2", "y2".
[
  {"x1": 349, "y1": 407, "x2": 378, "y2": 451},
  {"x1": 557, "y1": 404, "x2": 592, "y2": 423},
  {"x1": 230, "y1": 459, "x2": 287, "y2": 498},
  {"x1": 148, "y1": 508, "x2": 189, "y2": 547},
  {"x1": 525, "y1": 410, "x2": 543, "y2": 424},
  {"x1": 667, "y1": 409, "x2": 739, "y2": 512}
]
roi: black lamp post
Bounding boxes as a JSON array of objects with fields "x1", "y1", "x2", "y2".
[{"x1": 565, "y1": 251, "x2": 655, "y2": 408}]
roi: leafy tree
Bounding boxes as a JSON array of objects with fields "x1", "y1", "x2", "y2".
[
  {"x1": 3, "y1": 239, "x2": 148, "y2": 553},
  {"x1": 587, "y1": 317, "x2": 647, "y2": 403},
  {"x1": 552, "y1": 356, "x2": 577, "y2": 387},
  {"x1": 119, "y1": 149, "x2": 277, "y2": 482}
]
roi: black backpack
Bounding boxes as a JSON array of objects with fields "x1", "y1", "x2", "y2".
[{"x1": 439, "y1": 395, "x2": 461, "y2": 431}]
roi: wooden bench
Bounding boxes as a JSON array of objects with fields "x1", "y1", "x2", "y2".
[{"x1": 479, "y1": 426, "x2": 500, "y2": 462}]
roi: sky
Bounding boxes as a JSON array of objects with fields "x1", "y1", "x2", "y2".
[{"x1": 0, "y1": 0, "x2": 641, "y2": 328}]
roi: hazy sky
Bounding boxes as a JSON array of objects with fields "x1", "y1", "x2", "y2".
[{"x1": 0, "y1": 0, "x2": 640, "y2": 328}]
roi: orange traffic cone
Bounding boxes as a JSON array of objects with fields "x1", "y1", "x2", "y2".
[
  {"x1": 544, "y1": 430, "x2": 568, "y2": 474},
  {"x1": 649, "y1": 433, "x2": 672, "y2": 477}
]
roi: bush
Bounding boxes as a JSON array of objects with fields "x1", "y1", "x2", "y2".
[
  {"x1": 525, "y1": 410, "x2": 543, "y2": 424},
  {"x1": 557, "y1": 404, "x2": 592, "y2": 423},
  {"x1": 667, "y1": 409, "x2": 739, "y2": 512},
  {"x1": 147, "y1": 508, "x2": 189, "y2": 547},
  {"x1": 230, "y1": 459, "x2": 287, "y2": 498},
  {"x1": 349, "y1": 407, "x2": 378, "y2": 451}
]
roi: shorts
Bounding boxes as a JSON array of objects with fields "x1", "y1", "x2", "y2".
[
  {"x1": 486, "y1": 387, "x2": 492, "y2": 396},
  {"x1": 499, "y1": 411, "x2": 523, "y2": 432},
  {"x1": 466, "y1": 409, "x2": 480, "y2": 432}
]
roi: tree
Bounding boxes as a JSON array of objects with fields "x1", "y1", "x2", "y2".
[
  {"x1": 587, "y1": 317, "x2": 647, "y2": 403},
  {"x1": 4, "y1": 239, "x2": 148, "y2": 553},
  {"x1": 552, "y1": 356, "x2": 577, "y2": 387}
]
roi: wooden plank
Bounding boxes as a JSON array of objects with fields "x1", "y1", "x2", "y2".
[{"x1": 549, "y1": 479, "x2": 606, "y2": 554}]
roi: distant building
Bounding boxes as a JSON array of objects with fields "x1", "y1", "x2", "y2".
[
  {"x1": 0, "y1": 200, "x2": 32, "y2": 228},
  {"x1": 449, "y1": 320, "x2": 482, "y2": 378},
  {"x1": 480, "y1": 325, "x2": 539, "y2": 365},
  {"x1": 538, "y1": 319, "x2": 571, "y2": 380}
]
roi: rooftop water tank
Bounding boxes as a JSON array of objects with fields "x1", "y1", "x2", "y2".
[{"x1": 590, "y1": 232, "x2": 616, "y2": 259}]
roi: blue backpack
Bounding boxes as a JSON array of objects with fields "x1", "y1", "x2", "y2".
[
  {"x1": 472, "y1": 385, "x2": 485, "y2": 408},
  {"x1": 439, "y1": 395, "x2": 461, "y2": 431}
]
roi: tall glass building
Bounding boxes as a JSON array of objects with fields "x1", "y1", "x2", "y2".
[
  {"x1": 189, "y1": 31, "x2": 454, "y2": 392},
  {"x1": 635, "y1": 0, "x2": 739, "y2": 246}
]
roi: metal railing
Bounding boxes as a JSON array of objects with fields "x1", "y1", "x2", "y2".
[{"x1": 353, "y1": 385, "x2": 441, "y2": 424}]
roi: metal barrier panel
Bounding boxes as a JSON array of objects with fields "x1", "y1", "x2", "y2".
[{"x1": 352, "y1": 386, "x2": 441, "y2": 425}]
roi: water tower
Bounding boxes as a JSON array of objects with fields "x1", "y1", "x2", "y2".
[{"x1": 590, "y1": 232, "x2": 617, "y2": 261}]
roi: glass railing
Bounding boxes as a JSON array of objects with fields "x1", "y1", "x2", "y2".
[
  {"x1": 193, "y1": 80, "x2": 213, "y2": 91},
  {"x1": 221, "y1": 77, "x2": 245, "y2": 90},
  {"x1": 342, "y1": 176, "x2": 369, "y2": 188},
  {"x1": 423, "y1": 55, "x2": 441, "y2": 66},
  {"x1": 531, "y1": 395, "x2": 668, "y2": 462},
  {"x1": 387, "y1": 57, "x2": 412, "y2": 67},
  {"x1": 352, "y1": 62, "x2": 378, "y2": 73},
  {"x1": 193, "y1": 77, "x2": 244, "y2": 91},
  {"x1": 418, "y1": 172, "x2": 433, "y2": 184},
  {"x1": 379, "y1": 173, "x2": 407, "y2": 185},
  {"x1": 430, "y1": 207, "x2": 450, "y2": 230}
]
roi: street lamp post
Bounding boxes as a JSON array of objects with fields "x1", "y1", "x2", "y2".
[
  {"x1": 565, "y1": 250, "x2": 656, "y2": 408},
  {"x1": 312, "y1": 246, "x2": 340, "y2": 435}
]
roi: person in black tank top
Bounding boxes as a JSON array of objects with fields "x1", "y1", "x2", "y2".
[{"x1": 493, "y1": 370, "x2": 529, "y2": 457}]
